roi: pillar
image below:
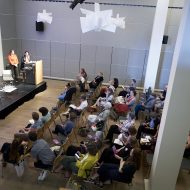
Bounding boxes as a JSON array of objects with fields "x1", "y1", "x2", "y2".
[
  {"x1": 144, "y1": 0, "x2": 169, "y2": 91},
  {"x1": 147, "y1": 0, "x2": 190, "y2": 189}
]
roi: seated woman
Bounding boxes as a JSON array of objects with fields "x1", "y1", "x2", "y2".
[
  {"x1": 154, "y1": 85, "x2": 167, "y2": 112},
  {"x1": 98, "y1": 136, "x2": 138, "y2": 166},
  {"x1": 136, "y1": 114, "x2": 161, "y2": 140},
  {"x1": 91, "y1": 87, "x2": 114, "y2": 109},
  {"x1": 89, "y1": 72, "x2": 104, "y2": 89},
  {"x1": 61, "y1": 141, "x2": 99, "y2": 178},
  {"x1": 106, "y1": 112, "x2": 136, "y2": 143},
  {"x1": 63, "y1": 94, "x2": 88, "y2": 116},
  {"x1": 88, "y1": 102, "x2": 112, "y2": 127},
  {"x1": 99, "y1": 78, "x2": 118, "y2": 98},
  {"x1": 77, "y1": 68, "x2": 88, "y2": 92},
  {"x1": 0, "y1": 138, "x2": 25, "y2": 177},
  {"x1": 119, "y1": 79, "x2": 136, "y2": 98},
  {"x1": 20, "y1": 51, "x2": 30, "y2": 70},
  {"x1": 96, "y1": 148, "x2": 141, "y2": 187},
  {"x1": 114, "y1": 90, "x2": 137, "y2": 114},
  {"x1": 39, "y1": 107, "x2": 51, "y2": 124}
]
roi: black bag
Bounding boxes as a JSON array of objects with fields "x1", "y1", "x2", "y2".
[{"x1": 95, "y1": 120, "x2": 105, "y2": 131}]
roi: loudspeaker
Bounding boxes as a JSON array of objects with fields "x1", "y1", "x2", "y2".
[
  {"x1": 36, "y1": 21, "x2": 44, "y2": 32},
  {"x1": 162, "y1": 35, "x2": 168, "y2": 44}
]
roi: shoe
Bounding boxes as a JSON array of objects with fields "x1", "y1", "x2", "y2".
[
  {"x1": 62, "y1": 111, "x2": 69, "y2": 116},
  {"x1": 38, "y1": 170, "x2": 48, "y2": 181}
]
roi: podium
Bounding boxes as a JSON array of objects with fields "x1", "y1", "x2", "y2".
[{"x1": 24, "y1": 60, "x2": 43, "y2": 85}]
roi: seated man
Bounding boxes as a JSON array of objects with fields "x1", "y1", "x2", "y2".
[
  {"x1": 28, "y1": 131, "x2": 55, "y2": 181},
  {"x1": 14, "y1": 112, "x2": 43, "y2": 141},
  {"x1": 52, "y1": 112, "x2": 76, "y2": 143},
  {"x1": 39, "y1": 107, "x2": 51, "y2": 124},
  {"x1": 134, "y1": 94, "x2": 156, "y2": 120},
  {"x1": 89, "y1": 72, "x2": 103, "y2": 89},
  {"x1": 57, "y1": 82, "x2": 77, "y2": 106},
  {"x1": 63, "y1": 94, "x2": 88, "y2": 116}
]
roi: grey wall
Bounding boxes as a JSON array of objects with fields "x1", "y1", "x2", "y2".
[
  {"x1": 1, "y1": 0, "x2": 184, "y2": 88},
  {"x1": 0, "y1": 0, "x2": 18, "y2": 65}
]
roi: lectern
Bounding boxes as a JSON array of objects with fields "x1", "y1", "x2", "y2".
[{"x1": 25, "y1": 60, "x2": 43, "y2": 85}]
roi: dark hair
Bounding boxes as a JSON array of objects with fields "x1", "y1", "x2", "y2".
[
  {"x1": 127, "y1": 136, "x2": 138, "y2": 148},
  {"x1": 9, "y1": 139, "x2": 22, "y2": 161},
  {"x1": 132, "y1": 79, "x2": 136, "y2": 83},
  {"x1": 66, "y1": 83, "x2": 71, "y2": 88},
  {"x1": 39, "y1": 107, "x2": 49, "y2": 116},
  {"x1": 32, "y1": 112, "x2": 39, "y2": 121},
  {"x1": 28, "y1": 131, "x2": 37, "y2": 142},
  {"x1": 87, "y1": 142, "x2": 98, "y2": 156},
  {"x1": 128, "y1": 126, "x2": 137, "y2": 136},
  {"x1": 80, "y1": 94, "x2": 86, "y2": 100},
  {"x1": 113, "y1": 78, "x2": 119, "y2": 89},
  {"x1": 133, "y1": 90, "x2": 137, "y2": 97}
]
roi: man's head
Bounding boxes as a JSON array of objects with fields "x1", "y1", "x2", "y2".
[
  {"x1": 32, "y1": 112, "x2": 39, "y2": 121},
  {"x1": 28, "y1": 131, "x2": 37, "y2": 142}
]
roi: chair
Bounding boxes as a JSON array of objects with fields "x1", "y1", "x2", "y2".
[{"x1": 2, "y1": 70, "x2": 14, "y2": 84}]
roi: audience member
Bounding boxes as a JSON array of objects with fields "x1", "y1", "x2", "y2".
[
  {"x1": 89, "y1": 72, "x2": 103, "y2": 89},
  {"x1": 134, "y1": 94, "x2": 156, "y2": 120},
  {"x1": 52, "y1": 112, "x2": 75, "y2": 142},
  {"x1": 136, "y1": 114, "x2": 161, "y2": 140},
  {"x1": 61, "y1": 141, "x2": 99, "y2": 178},
  {"x1": 0, "y1": 138, "x2": 25, "y2": 177},
  {"x1": 63, "y1": 94, "x2": 88, "y2": 116},
  {"x1": 91, "y1": 87, "x2": 114, "y2": 109},
  {"x1": 39, "y1": 107, "x2": 51, "y2": 124},
  {"x1": 96, "y1": 148, "x2": 141, "y2": 187},
  {"x1": 106, "y1": 112, "x2": 135, "y2": 143},
  {"x1": 119, "y1": 79, "x2": 136, "y2": 97},
  {"x1": 77, "y1": 68, "x2": 88, "y2": 92},
  {"x1": 88, "y1": 102, "x2": 112, "y2": 127},
  {"x1": 28, "y1": 131, "x2": 55, "y2": 181}
]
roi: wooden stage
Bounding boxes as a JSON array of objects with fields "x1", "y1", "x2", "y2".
[{"x1": 0, "y1": 80, "x2": 47, "y2": 119}]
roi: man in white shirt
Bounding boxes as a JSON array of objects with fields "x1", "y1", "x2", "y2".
[{"x1": 63, "y1": 95, "x2": 88, "y2": 116}]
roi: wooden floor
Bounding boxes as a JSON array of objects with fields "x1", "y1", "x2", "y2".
[{"x1": 0, "y1": 79, "x2": 189, "y2": 190}]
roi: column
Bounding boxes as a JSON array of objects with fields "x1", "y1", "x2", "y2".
[
  {"x1": 144, "y1": 0, "x2": 169, "y2": 91},
  {"x1": 147, "y1": 0, "x2": 190, "y2": 190},
  {"x1": 0, "y1": 26, "x2": 4, "y2": 76}
]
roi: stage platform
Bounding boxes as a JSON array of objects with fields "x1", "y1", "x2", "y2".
[{"x1": 0, "y1": 80, "x2": 47, "y2": 119}]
